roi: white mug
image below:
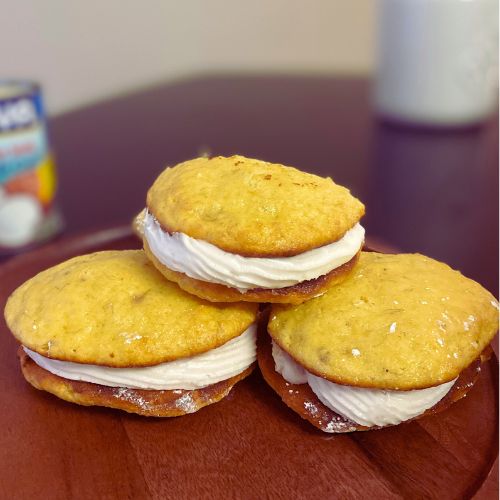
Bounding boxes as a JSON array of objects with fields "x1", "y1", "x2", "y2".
[{"x1": 375, "y1": 0, "x2": 499, "y2": 125}]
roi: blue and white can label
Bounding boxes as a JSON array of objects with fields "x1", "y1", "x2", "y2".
[{"x1": 0, "y1": 81, "x2": 61, "y2": 251}]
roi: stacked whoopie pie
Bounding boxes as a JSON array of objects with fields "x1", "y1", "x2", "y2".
[
  {"x1": 4, "y1": 155, "x2": 498, "y2": 429},
  {"x1": 141, "y1": 156, "x2": 365, "y2": 304}
]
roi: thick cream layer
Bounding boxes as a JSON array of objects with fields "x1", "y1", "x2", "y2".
[
  {"x1": 144, "y1": 210, "x2": 364, "y2": 291},
  {"x1": 271, "y1": 341, "x2": 456, "y2": 428},
  {"x1": 24, "y1": 325, "x2": 257, "y2": 391}
]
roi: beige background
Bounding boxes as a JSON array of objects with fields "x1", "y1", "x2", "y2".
[{"x1": 3, "y1": 0, "x2": 374, "y2": 115}]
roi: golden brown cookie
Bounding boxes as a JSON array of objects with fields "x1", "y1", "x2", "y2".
[
  {"x1": 20, "y1": 348, "x2": 253, "y2": 417},
  {"x1": 5, "y1": 250, "x2": 258, "y2": 366},
  {"x1": 257, "y1": 334, "x2": 490, "y2": 433},
  {"x1": 269, "y1": 252, "x2": 499, "y2": 390},
  {"x1": 146, "y1": 155, "x2": 365, "y2": 257}
]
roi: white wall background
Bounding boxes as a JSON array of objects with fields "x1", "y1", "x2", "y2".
[{"x1": 2, "y1": 1, "x2": 374, "y2": 115}]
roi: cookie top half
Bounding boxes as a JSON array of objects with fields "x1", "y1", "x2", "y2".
[
  {"x1": 146, "y1": 156, "x2": 365, "y2": 257},
  {"x1": 5, "y1": 250, "x2": 258, "y2": 367},
  {"x1": 269, "y1": 252, "x2": 498, "y2": 390}
]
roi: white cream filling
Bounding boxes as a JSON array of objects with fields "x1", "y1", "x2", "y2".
[
  {"x1": 271, "y1": 341, "x2": 456, "y2": 428},
  {"x1": 24, "y1": 324, "x2": 257, "y2": 391},
  {"x1": 143, "y1": 210, "x2": 364, "y2": 291}
]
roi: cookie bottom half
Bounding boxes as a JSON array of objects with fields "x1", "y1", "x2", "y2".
[
  {"x1": 144, "y1": 240, "x2": 360, "y2": 304},
  {"x1": 19, "y1": 348, "x2": 253, "y2": 417},
  {"x1": 257, "y1": 336, "x2": 489, "y2": 433}
]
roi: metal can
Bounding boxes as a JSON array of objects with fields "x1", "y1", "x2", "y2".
[{"x1": 0, "y1": 81, "x2": 62, "y2": 254}]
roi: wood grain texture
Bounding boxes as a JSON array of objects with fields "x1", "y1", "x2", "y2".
[{"x1": 0, "y1": 230, "x2": 497, "y2": 499}]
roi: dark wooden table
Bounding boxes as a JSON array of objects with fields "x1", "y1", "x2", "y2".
[{"x1": 1, "y1": 76, "x2": 498, "y2": 498}]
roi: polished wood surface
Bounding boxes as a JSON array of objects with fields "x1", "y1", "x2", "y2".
[
  {"x1": 0, "y1": 76, "x2": 498, "y2": 498},
  {"x1": 0, "y1": 230, "x2": 498, "y2": 499}
]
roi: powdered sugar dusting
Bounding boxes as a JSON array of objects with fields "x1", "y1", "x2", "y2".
[
  {"x1": 304, "y1": 401, "x2": 318, "y2": 416},
  {"x1": 113, "y1": 387, "x2": 152, "y2": 410},
  {"x1": 302, "y1": 401, "x2": 357, "y2": 432},
  {"x1": 436, "y1": 320, "x2": 447, "y2": 332},
  {"x1": 322, "y1": 415, "x2": 357, "y2": 433},
  {"x1": 175, "y1": 393, "x2": 197, "y2": 414},
  {"x1": 464, "y1": 314, "x2": 476, "y2": 331},
  {"x1": 119, "y1": 332, "x2": 143, "y2": 344}
]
